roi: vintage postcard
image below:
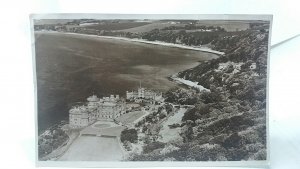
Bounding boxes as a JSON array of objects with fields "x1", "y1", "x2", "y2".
[{"x1": 31, "y1": 14, "x2": 271, "y2": 167}]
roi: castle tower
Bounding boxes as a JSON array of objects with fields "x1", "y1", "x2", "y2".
[
  {"x1": 138, "y1": 80, "x2": 145, "y2": 98},
  {"x1": 87, "y1": 95, "x2": 99, "y2": 109},
  {"x1": 140, "y1": 80, "x2": 142, "y2": 88}
]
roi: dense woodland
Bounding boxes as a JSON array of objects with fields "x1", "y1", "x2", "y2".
[{"x1": 127, "y1": 22, "x2": 269, "y2": 161}]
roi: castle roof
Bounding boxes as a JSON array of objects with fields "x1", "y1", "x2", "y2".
[
  {"x1": 101, "y1": 102, "x2": 116, "y2": 107},
  {"x1": 87, "y1": 95, "x2": 100, "y2": 102},
  {"x1": 69, "y1": 106, "x2": 88, "y2": 114}
]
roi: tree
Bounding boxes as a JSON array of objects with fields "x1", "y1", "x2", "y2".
[
  {"x1": 200, "y1": 91, "x2": 222, "y2": 104},
  {"x1": 143, "y1": 141, "x2": 165, "y2": 154},
  {"x1": 121, "y1": 129, "x2": 138, "y2": 143},
  {"x1": 165, "y1": 104, "x2": 173, "y2": 114},
  {"x1": 182, "y1": 105, "x2": 211, "y2": 122},
  {"x1": 222, "y1": 132, "x2": 242, "y2": 149},
  {"x1": 181, "y1": 121, "x2": 194, "y2": 142}
]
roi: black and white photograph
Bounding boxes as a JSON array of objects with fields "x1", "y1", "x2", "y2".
[{"x1": 32, "y1": 14, "x2": 271, "y2": 165}]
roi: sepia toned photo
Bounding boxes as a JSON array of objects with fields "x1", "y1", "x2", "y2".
[{"x1": 32, "y1": 14, "x2": 271, "y2": 166}]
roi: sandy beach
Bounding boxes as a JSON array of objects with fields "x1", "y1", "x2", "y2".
[{"x1": 37, "y1": 31, "x2": 224, "y2": 55}]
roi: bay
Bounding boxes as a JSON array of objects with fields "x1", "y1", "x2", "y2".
[{"x1": 34, "y1": 32, "x2": 218, "y2": 133}]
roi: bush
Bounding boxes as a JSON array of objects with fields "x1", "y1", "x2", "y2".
[
  {"x1": 240, "y1": 130, "x2": 262, "y2": 144},
  {"x1": 165, "y1": 104, "x2": 173, "y2": 113},
  {"x1": 120, "y1": 129, "x2": 138, "y2": 143},
  {"x1": 206, "y1": 115, "x2": 255, "y2": 134},
  {"x1": 182, "y1": 108, "x2": 199, "y2": 122},
  {"x1": 237, "y1": 86, "x2": 256, "y2": 102},
  {"x1": 128, "y1": 151, "x2": 164, "y2": 161},
  {"x1": 185, "y1": 144, "x2": 227, "y2": 161},
  {"x1": 222, "y1": 133, "x2": 242, "y2": 149},
  {"x1": 38, "y1": 127, "x2": 68, "y2": 159},
  {"x1": 159, "y1": 112, "x2": 167, "y2": 119},
  {"x1": 182, "y1": 105, "x2": 211, "y2": 122},
  {"x1": 143, "y1": 141, "x2": 166, "y2": 154},
  {"x1": 226, "y1": 147, "x2": 248, "y2": 161},
  {"x1": 200, "y1": 91, "x2": 222, "y2": 104},
  {"x1": 160, "y1": 144, "x2": 179, "y2": 155},
  {"x1": 250, "y1": 149, "x2": 266, "y2": 160},
  {"x1": 181, "y1": 125, "x2": 194, "y2": 142}
]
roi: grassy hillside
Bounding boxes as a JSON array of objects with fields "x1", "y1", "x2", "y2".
[
  {"x1": 119, "y1": 22, "x2": 185, "y2": 33},
  {"x1": 83, "y1": 22, "x2": 151, "y2": 31}
]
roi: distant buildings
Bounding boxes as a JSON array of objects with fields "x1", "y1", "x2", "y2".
[
  {"x1": 126, "y1": 84, "x2": 162, "y2": 102},
  {"x1": 69, "y1": 95, "x2": 125, "y2": 128}
]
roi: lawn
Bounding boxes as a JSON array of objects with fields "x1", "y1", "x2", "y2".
[
  {"x1": 116, "y1": 111, "x2": 146, "y2": 125},
  {"x1": 94, "y1": 124, "x2": 110, "y2": 128},
  {"x1": 58, "y1": 136, "x2": 123, "y2": 161},
  {"x1": 158, "y1": 108, "x2": 187, "y2": 143}
]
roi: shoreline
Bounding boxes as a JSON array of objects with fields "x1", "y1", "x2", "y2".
[
  {"x1": 36, "y1": 29, "x2": 218, "y2": 160},
  {"x1": 35, "y1": 31, "x2": 224, "y2": 55},
  {"x1": 170, "y1": 74, "x2": 210, "y2": 92}
]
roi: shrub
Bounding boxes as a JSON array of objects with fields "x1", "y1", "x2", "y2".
[
  {"x1": 237, "y1": 86, "x2": 256, "y2": 102},
  {"x1": 195, "y1": 134, "x2": 212, "y2": 145},
  {"x1": 256, "y1": 124, "x2": 266, "y2": 145},
  {"x1": 209, "y1": 134, "x2": 227, "y2": 145},
  {"x1": 187, "y1": 144, "x2": 227, "y2": 161},
  {"x1": 181, "y1": 125, "x2": 194, "y2": 143},
  {"x1": 143, "y1": 141, "x2": 166, "y2": 154},
  {"x1": 128, "y1": 151, "x2": 164, "y2": 161},
  {"x1": 38, "y1": 127, "x2": 68, "y2": 159},
  {"x1": 244, "y1": 143, "x2": 264, "y2": 153},
  {"x1": 240, "y1": 130, "x2": 262, "y2": 144},
  {"x1": 182, "y1": 105, "x2": 211, "y2": 122},
  {"x1": 226, "y1": 147, "x2": 248, "y2": 161},
  {"x1": 200, "y1": 91, "x2": 222, "y2": 104},
  {"x1": 160, "y1": 144, "x2": 179, "y2": 155},
  {"x1": 206, "y1": 115, "x2": 255, "y2": 134},
  {"x1": 120, "y1": 129, "x2": 138, "y2": 143},
  {"x1": 222, "y1": 133, "x2": 242, "y2": 149},
  {"x1": 159, "y1": 112, "x2": 167, "y2": 119},
  {"x1": 250, "y1": 149, "x2": 266, "y2": 160},
  {"x1": 182, "y1": 108, "x2": 199, "y2": 122},
  {"x1": 166, "y1": 148, "x2": 189, "y2": 161}
]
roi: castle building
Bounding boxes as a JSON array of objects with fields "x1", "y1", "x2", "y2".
[
  {"x1": 126, "y1": 85, "x2": 162, "y2": 101},
  {"x1": 69, "y1": 94, "x2": 125, "y2": 128}
]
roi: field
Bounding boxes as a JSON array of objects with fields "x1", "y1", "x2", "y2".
[
  {"x1": 58, "y1": 136, "x2": 123, "y2": 161},
  {"x1": 195, "y1": 21, "x2": 250, "y2": 32},
  {"x1": 82, "y1": 22, "x2": 151, "y2": 31},
  {"x1": 119, "y1": 22, "x2": 185, "y2": 33},
  {"x1": 116, "y1": 111, "x2": 146, "y2": 125}
]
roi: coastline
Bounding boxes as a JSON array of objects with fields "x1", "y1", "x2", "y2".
[
  {"x1": 36, "y1": 30, "x2": 219, "y2": 161},
  {"x1": 35, "y1": 31, "x2": 225, "y2": 55},
  {"x1": 170, "y1": 74, "x2": 210, "y2": 92}
]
